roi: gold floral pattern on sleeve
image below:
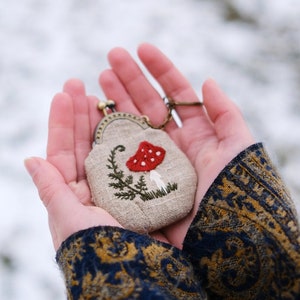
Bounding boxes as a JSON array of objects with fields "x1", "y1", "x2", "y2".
[
  {"x1": 183, "y1": 143, "x2": 300, "y2": 299},
  {"x1": 56, "y1": 226, "x2": 206, "y2": 299}
]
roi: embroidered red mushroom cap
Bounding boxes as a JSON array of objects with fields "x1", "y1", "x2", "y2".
[{"x1": 126, "y1": 141, "x2": 166, "y2": 172}]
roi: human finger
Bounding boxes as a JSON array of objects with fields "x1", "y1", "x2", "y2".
[
  {"x1": 202, "y1": 78, "x2": 254, "y2": 143},
  {"x1": 24, "y1": 157, "x2": 122, "y2": 250},
  {"x1": 87, "y1": 95, "x2": 103, "y2": 139},
  {"x1": 24, "y1": 157, "x2": 81, "y2": 215},
  {"x1": 99, "y1": 69, "x2": 140, "y2": 115},
  {"x1": 25, "y1": 157, "x2": 80, "y2": 249},
  {"x1": 107, "y1": 47, "x2": 168, "y2": 127},
  {"x1": 47, "y1": 92, "x2": 77, "y2": 183},
  {"x1": 63, "y1": 79, "x2": 92, "y2": 181},
  {"x1": 137, "y1": 43, "x2": 204, "y2": 124}
]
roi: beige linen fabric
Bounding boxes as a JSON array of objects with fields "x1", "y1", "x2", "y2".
[{"x1": 85, "y1": 113, "x2": 197, "y2": 233}]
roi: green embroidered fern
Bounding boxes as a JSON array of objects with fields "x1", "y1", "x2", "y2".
[{"x1": 107, "y1": 145, "x2": 177, "y2": 201}]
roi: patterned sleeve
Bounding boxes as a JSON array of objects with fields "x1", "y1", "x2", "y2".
[
  {"x1": 56, "y1": 226, "x2": 206, "y2": 300},
  {"x1": 183, "y1": 143, "x2": 300, "y2": 299}
]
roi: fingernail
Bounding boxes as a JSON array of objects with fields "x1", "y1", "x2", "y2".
[{"x1": 24, "y1": 157, "x2": 40, "y2": 177}]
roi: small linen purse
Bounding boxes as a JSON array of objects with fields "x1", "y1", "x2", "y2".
[{"x1": 85, "y1": 103, "x2": 197, "y2": 233}]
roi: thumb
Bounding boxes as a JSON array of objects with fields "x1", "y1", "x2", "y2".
[
  {"x1": 24, "y1": 157, "x2": 86, "y2": 249},
  {"x1": 24, "y1": 157, "x2": 82, "y2": 250},
  {"x1": 24, "y1": 157, "x2": 123, "y2": 250},
  {"x1": 202, "y1": 78, "x2": 254, "y2": 143},
  {"x1": 24, "y1": 157, "x2": 79, "y2": 212}
]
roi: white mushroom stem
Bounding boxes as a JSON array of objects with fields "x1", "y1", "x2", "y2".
[{"x1": 149, "y1": 170, "x2": 167, "y2": 193}]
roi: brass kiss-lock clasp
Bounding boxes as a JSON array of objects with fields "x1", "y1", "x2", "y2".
[
  {"x1": 97, "y1": 100, "x2": 116, "y2": 116},
  {"x1": 97, "y1": 97, "x2": 203, "y2": 129}
]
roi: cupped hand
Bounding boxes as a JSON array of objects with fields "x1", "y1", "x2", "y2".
[
  {"x1": 24, "y1": 81, "x2": 123, "y2": 251},
  {"x1": 25, "y1": 43, "x2": 254, "y2": 250},
  {"x1": 99, "y1": 43, "x2": 254, "y2": 248}
]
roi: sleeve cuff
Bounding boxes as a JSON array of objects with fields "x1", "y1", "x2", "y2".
[
  {"x1": 183, "y1": 143, "x2": 300, "y2": 298},
  {"x1": 56, "y1": 226, "x2": 205, "y2": 299}
]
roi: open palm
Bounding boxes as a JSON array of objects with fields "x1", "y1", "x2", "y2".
[{"x1": 25, "y1": 43, "x2": 254, "y2": 250}]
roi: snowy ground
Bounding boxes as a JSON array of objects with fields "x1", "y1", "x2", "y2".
[{"x1": 1, "y1": 0, "x2": 300, "y2": 299}]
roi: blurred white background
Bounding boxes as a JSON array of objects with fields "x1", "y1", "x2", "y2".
[{"x1": 1, "y1": 0, "x2": 300, "y2": 298}]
